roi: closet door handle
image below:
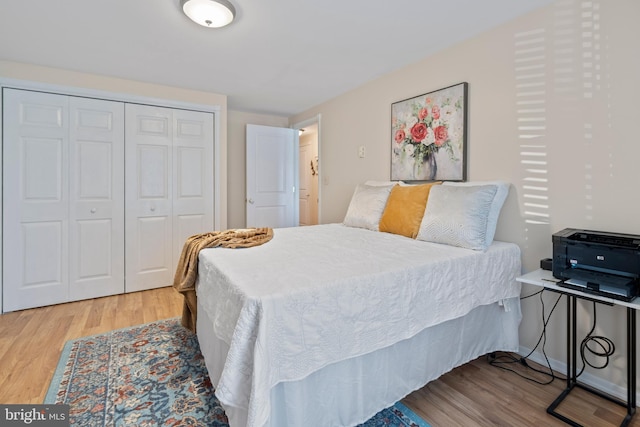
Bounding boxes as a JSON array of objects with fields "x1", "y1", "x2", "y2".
[
  {"x1": 150, "y1": 206, "x2": 156, "y2": 212},
  {"x1": 90, "y1": 208, "x2": 97, "y2": 213}
]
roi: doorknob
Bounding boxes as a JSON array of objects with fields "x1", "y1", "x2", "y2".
[
  {"x1": 90, "y1": 208, "x2": 97, "y2": 213},
  {"x1": 247, "y1": 198, "x2": 255, "y2": 204}
]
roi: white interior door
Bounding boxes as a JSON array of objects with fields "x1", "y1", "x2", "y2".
[
  {"x1": 3, "y1": 89, "x2": 70, "y2": 311},
  {"x1": 172, "y1": 108, "x2": 214, "y2": 263},
  {"x1": 246, "y1": 124, "x2": 298, "y2": 228},
  {"x1": 69, "y1": 97, "x2": 125, "y2": 300},
  {"x1": 125, "y1": 104, "x2": 173, "y2": 292}
]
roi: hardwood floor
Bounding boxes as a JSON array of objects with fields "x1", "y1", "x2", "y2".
[
  {"x1": 0, "y1": 286, "x2": 183, "y2": 405},
  {"x1": 404, "y1": 355, "x2": 640, "y2": 427},
  {"x1": 1, "y1": 287, "x2": 637, "y2": 426}
]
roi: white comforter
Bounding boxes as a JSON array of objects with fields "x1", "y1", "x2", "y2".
[{"x1": 196, "y1": 223, "x2": 521, "y2": 427}]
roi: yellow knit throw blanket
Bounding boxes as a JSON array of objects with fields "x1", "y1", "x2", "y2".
[{"x1": 172, "y1": 227, "x2": 274, "y2": 332}]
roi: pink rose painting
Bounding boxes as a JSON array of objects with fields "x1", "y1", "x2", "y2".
[
  {"x1": 410, "y1": 122, "x2": 428, "y2": 142},
  {"x1": 391, "y1": 82, "x2": 467, "y2": 181}
]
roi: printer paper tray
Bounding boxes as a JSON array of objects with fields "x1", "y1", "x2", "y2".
[{"x1": 559, "y1": 279, "x2": 636, "y2": 302}]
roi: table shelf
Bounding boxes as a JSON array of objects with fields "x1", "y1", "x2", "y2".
[{"x1": 517, "y1": 269, "x2": 637, "y2": 427}]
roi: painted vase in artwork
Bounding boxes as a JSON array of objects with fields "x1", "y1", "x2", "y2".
[{"x1": 413, "y1": 151, "x2": 437, "y2": 181}]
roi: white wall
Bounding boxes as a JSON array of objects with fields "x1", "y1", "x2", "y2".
[{"x1": 291, "y1": 0, "x2": 640, "y2": 395}]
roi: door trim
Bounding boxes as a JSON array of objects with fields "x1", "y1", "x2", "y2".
[{"x1": 292, "y1": 114, "x2": 322, "y2": 224}]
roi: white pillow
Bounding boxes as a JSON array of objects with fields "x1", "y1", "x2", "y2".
[
  {"x1": 343, "y1": 183, "x2": 395, "y2": 231},
  {"x1": 442, "y1": 180, "x2": 509, "y2": 247},
  {"x1": 416, "y1": 185, "x2": 497, "y2": 251}
]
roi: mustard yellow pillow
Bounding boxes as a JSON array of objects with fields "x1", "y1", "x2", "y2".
[{"x1": 379, "y1": 182, "x2": 441, "y2": 238}]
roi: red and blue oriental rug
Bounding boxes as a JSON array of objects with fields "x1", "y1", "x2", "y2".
[{"x1": 45, "y1": 318, "x2": 430, "y2": 427}]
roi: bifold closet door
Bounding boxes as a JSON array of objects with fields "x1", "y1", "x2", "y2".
[
  {"x1": 171, "y1": 108, "x2": 215, "y2": 267},
  {"x1": 125, "y1": 104, "x2": 213, "y2": 293},
  {"x1": 68, "y1": 96, "x2": 125, "y2": 301},
  {"x1": 2, "y1": 89, "x2": 125, "y2": 312}
]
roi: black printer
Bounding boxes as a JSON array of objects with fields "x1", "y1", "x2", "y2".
[{"x1": 552, "y1": 228, "x2": 640, "y2": 301}]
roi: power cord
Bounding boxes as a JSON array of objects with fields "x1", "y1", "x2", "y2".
[
  {"x1": 577, "y1": 301, "x2": 615, "y2": 377},
  {"x1": 489, "y1": 291, "x2": 617, "y2": 385},
  {"x1": 488, "y1": 289, "x2": 563, "y2": 385}
]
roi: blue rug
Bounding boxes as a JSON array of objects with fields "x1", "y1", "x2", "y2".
[{"x1": 45, "y1": 318, "x2": 430, "y2": 427}]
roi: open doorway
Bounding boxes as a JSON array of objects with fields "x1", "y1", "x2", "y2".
[{"x1": 294, "y1": 115, "x2": 321, "y2": 226}]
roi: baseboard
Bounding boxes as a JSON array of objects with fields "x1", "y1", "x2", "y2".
[{"x1": 518, "y1": 345, "x2": 638, "y2": 403}]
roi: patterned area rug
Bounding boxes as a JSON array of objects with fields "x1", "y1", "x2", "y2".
[{"x1": 45, "y1": 318, "x2": 430, "y2": 427}]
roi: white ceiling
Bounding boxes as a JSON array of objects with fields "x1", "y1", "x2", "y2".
[{"x1": 0, "y1": 0, "x2": 553, "y2": 116}]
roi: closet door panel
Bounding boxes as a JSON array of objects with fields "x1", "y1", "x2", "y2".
[
  {"x1": 137, "y1": 216, "x2": 172, "y2": 270},
  {"x1": 2, "y1": 89, "x2": 69, "y2": 311},
  {"x1": 172, "y1": 109, "x2": 214, "y2": 263},
  {"x1": 75, "y1": 219, "x2": 112, "y2": 277},
  {"x1": 177, "y1": 147, "x2": 204, "y2": 198},
  {"x1": 22, "y1": 138, "x2": 64, "y2": 203},
  {"x1": 69, "y1": 97, "x2": 125, "y2": 300},
  {"x1": 138, "y1": 145, "x2": 170, "y2": 200},
  {"x1": 125, "y1": 104, "x2": 173, "y2": 292},
  {"x1": 22, "y1": 222, "x2": 65, "y2": 286}
]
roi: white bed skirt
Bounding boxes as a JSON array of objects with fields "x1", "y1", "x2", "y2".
[{"x1": 197, "y1": 296, "x2": 521, "y2": 427}]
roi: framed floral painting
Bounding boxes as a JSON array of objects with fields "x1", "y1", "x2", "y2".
[{"x1": 391, "y1": 82, "x2": 468, "y2": 182}]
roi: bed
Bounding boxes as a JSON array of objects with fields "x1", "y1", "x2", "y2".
[{"x1": 193, "y1": 181, "x2": 522, "y2": 427}]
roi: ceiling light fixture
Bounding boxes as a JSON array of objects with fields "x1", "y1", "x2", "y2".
[{"x1": 181, "y1": 0, "x2": 236, "y2": 28}]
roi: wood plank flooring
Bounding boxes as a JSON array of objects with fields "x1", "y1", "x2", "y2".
[
  {"x1": 0, "y1": 287, "x2": 182, "y2": 405},
  {"x1": 1, "y1": 287, "x2": 637, "y2": 426}
]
